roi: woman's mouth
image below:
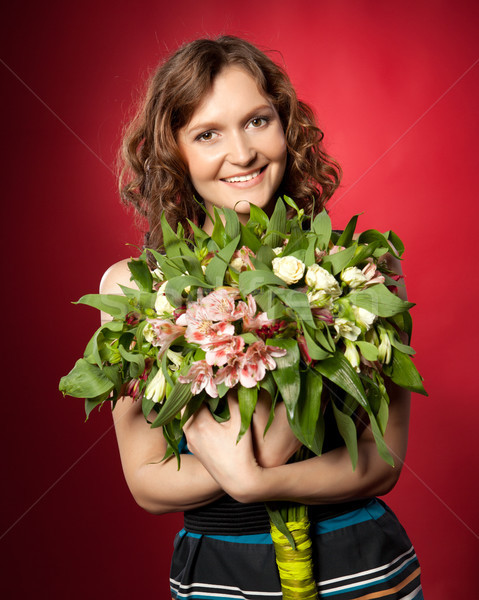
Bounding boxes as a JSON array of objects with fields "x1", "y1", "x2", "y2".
[{"x1": 222, "y1": 166, "x2": 267, "y2": 184}]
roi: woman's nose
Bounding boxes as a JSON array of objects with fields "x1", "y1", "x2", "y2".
[{"x1": 226, "y1": 132, "x2": 257, "y2": 166}]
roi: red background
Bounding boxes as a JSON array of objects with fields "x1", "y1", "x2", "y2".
[{"x1": 2, "y1": 0, "x2": 478, "y2": 597}]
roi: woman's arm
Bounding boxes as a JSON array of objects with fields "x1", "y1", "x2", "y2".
[{"x1": 101, "y1": 260, "x2": 224, "y2": 514}]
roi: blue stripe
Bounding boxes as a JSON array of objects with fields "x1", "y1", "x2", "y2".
[
  {"x1": 315, "y1": 499, "x2": 386, "y2": 534},
  {"x1": 178, "y1": 499, "x2": 386, "y2": 545},
  {"x1": 179, "y1": 528, "x2": 273, "y2": 544}
]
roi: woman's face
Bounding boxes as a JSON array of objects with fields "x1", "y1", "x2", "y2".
[{"x1": 177, "y1": 66, "x2": 287, "y2": 231}]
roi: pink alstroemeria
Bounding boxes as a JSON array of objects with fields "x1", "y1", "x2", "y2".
[
  {"x1": 238, "y1": 295, "x2": 273, "y2": 332},
  {"x1": 177, "y1": 303, "x2": 235, "y2": 346},
  {"x1": 178, "y1": 360, "x2": 218, "y2": 398},
  {"x1": 205, "y1": 335, "x2": 245, "y2": 367},
  {"x1": 362, "y1": 262, "x2": 386, "y2": 287},
  {"x1": 230, "y1": 246, "x2": 256, "y2": 272},
  {"x1": 241, "y1": 340, "x2": 287, "y2": 385},
  {"x1": 200, "y1": 288, "x2": 241, "y2": 322},
  {"x1": 215, "y1": 354, "x2": 248, "y2": 388},
  {"x1": 145, "y1": 319, "x2": 186, "y2": 351}
]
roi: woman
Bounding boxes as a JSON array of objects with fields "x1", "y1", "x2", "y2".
[{"x1": 101, "y1": 36, "x2": 423, "y2": 599}]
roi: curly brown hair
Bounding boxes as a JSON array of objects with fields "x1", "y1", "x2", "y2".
[{"x1": 120, "y1": 35, "x2": 341, "y2": 251}]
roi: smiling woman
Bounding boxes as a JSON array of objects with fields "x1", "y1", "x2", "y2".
[
  {"x1": 101, "y1": 35, "x2": 424, "y2": 600},
  {"x1": 119, "y1": 36, "x2": 341, "y2": 251},
  {"x1": 176, "y1": 67, "x2": 287, "y2": 228}
]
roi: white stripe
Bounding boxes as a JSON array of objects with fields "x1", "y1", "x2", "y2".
[
  {"x1": 170, "y1": 577, "x2": 283, "y2": 598},
  {"x1": 401, "y1": 584, "x2": 423, "y2": 600},
  {"x1": 320, "y1": 553, "x2": 418, "y2": 594},
  {"x1": 318, "y1": 546, "x2": 415, "y2": 587}
]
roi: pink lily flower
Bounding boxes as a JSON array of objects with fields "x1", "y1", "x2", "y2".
[
  {"x1": 243, "y1": 340, "x2": 287, "y2": 383},
  {"x1": 238, "y1": 295, "x2": 273, "y2": 332},
  {"x1": 215, "y1": 354, "x2": 249, "y2": 388},
  {"x1": 200, "y1": 288, "x2": 241, "y2": 322},
  {"x1": 362, "y1": 262, "x2": 386, "y2": 287},
  {"x1": 178, "y1": 360, "x2": 218, "y2": 397},
  {"x1": 205, "y1": 335, "x2": 245, "y2": 367},
  {"x1": 177, "y1": 303, "x2": 235, "y2": 346},
  {"x1": 145, "y1": 319, "x2": 186, "y2": 351}
]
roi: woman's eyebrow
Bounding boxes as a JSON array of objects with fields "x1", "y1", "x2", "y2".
[{"x1": 186, "y1": 104, "x2": 275, "y2": 136}]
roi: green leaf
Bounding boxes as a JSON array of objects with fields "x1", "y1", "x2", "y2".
[
  {"x1": 264, "y1": 198, "x2": 287, "y2": 247},
  {"x1": 118, "y1": 286, "x2": 157, "y2": 312},
  {"x1": 349, "y1": 284, "x2": 414, "y2": 317},
  {"x1": 383, "y1": 349, "x2": 427, "y2": 395},
  {"x1": 368, "y1": 413, "x2": 394, "y2": 466},
  {"x1": 331, "y1": 400, "x2": 359, "y2": 469},
  {"x1": 357, "y1": 229, "x2": 393, "y2": 256},
  {"x1": 336, "y1": 214, "x2": 360, "y2": 247},
  {"x1": 118, "y1": 345, "x2": 145, "y2": 379},
  {"x1": 282, "y1": 195, "x2": 301, "y2": 213},
  {"x1": 270, "y1": 287, "x2": 315, "y2": 327},
  {"x1": 314, "y1": 352, "x2": 368, "y2": 408},
  {"x1": 249, "y1": 204, "x2": 269, "y2": 231},
  {"x1": 238, "y1": 269, "x2": 285, "y2": 295},
  {"x1": 384, "y1": 229, "x2": 405, "y2": 257},
  {"x1": 302, "y1": 325, "x2": 332, "y2": 360},
  {"x1": 211, "y1": 207, "x2": 228, "y2": 249},
  {"x1": 161, "y1": 212, "x2": 195, "y2": 261},
  {"x1": 292, "y1": 369, "x2": 323, "y2": 450},
  {"x1": 222, "y1": 207, "x2": 241, "y2": 240},
  {"x1": 355, "y1": 341, "x2": 379, "y2": 361},
  {"x1": 165, "y1": 274, "x2": 213, "y2": 307},
  {"x1": 312, "y1": 210, "x2": 332, "y2": 249},
  {"x1": 389, "y1": 337, "x2": 416, "y2": 356},
  {"x1": 238, "y1": 224, "x2": 261, "y2": 253},
  {"x1": 127, "y1": 258, "x2": 153, "y2": 292},
  {"x1": 321, "y1": 245, "x2": 358, "y2": 275},
  {"x1": 84, "y1": 389, "x2": 112, "y2": 418},
  {"x1": 76, "y1": 294, "x2": 131, "y2": 319},
  {"x1": 59, "y1": 358, "x2": 115, "y2": 398},
  {"x1": 237, "y1": 386, "x2": 258, "y2": 442},
  {"x1": 205, "y1": 235, "x2": 241, "y2": 287},
  {"x1": 268, "y1": 339, "x2": 301, "y2": 415},
  {"x1": 186, "y1": 219, "x2": 210, "y2": 246},
  {"x1": 266, "y1": 506, "x2": 296, "y2": 550},
  {"x1": 147, "y1": 249, "x2": 184, "y2": 280},
  {"x1": 150, "y1": 381, "x2": 194, "y2": 428}
]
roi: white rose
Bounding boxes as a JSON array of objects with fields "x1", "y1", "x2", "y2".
[
  {"x1": 305, "y1": 264, "x2": 341, "y2": 298},
  {"x1": 144, "y1": 369, "x2": 166, "y2": 403},
  {"x1": 341, "y1": 266, "x2": 367, "y2": 288},
  {"x1": 334, "y1": 317, "x2": 361, "y2": 341},
  {"x1": 353, "y1": 305, "x2": 377, "y2": 331},
  {"x1": 307, "y1": 289, "x2": 332, "y2": 308},
  {"x1": 155, "y1": 281, "x2": 175, "y2": 314},
  {"x1": 272, "y1": 256, "x2": 305, "y2": 285}
]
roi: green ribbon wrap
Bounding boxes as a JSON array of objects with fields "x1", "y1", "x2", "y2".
[{"x1": 270, "y1": 517, "x2": 318, "y2": 599}]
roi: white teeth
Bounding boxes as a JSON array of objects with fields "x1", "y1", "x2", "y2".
[{"x1": 224, "y1": 169, "x2": 261, "y2": 183}]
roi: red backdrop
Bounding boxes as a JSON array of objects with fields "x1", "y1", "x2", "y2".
[{"x1": 2, "y1": 0, "x2": 478, "y2": 597}]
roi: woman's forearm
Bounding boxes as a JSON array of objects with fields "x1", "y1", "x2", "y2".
[{"x1": 113, "y1": 397, "x2": 224, "y2": 515}]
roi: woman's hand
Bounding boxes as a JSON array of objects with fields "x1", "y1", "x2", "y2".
[
  {"x1": 252, "y1": 390, "x2": 302, "y2": 468},
  {"x1": 183, "y1": 392, "x2": 264, "y2": 503}
]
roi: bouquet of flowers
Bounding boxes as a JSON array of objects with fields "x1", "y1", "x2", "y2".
[{"x1": 60, "y1": 197, "x2": 426, "y2": 600}]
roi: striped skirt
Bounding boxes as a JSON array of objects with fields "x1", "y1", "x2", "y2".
[{"x1": 170, "y1": 498, "x2": 423, "y2": 600}]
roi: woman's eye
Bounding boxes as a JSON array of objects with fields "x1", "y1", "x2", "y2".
[
  {"x1": 197, "y1": 131, "x2": 217, "y2": 142},
  {"x1": 248, "y1": 117, "x2": 269, "y2": 129}
]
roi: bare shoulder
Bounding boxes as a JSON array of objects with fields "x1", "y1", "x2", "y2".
[
  {"x1": 99, "y1": 259, "x2": 136, "y2": 294},
  {"x1": 99, "y1": 259, "x2": 138, "y2": 324}
]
